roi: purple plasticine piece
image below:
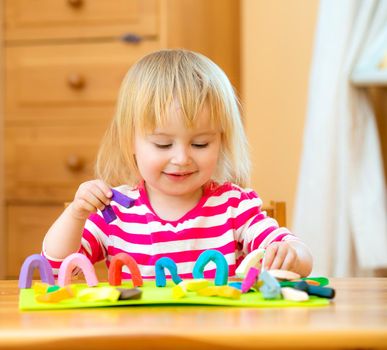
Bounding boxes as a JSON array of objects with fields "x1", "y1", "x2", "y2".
[
  {"x1": 102, "y1": 205, "x2": 117, "y2": 224},
  {"x1": 18, "y1": 254, "x2": 55, "y2": 289},
  {"x1": 111, "y1": 189, "x2": 135, "y2": 208},
  {"x1": 101, "y1": 189, "x2": 135, "y2": 223}
]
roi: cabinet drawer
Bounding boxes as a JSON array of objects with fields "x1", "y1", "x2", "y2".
[
  {"x1": 5, "y1": 0, "x2": 159, "y2": 41},
  {"x1": 5, "y1": 40, "x2": 160, "y2": 123},
  {"x1": 5, "y1": 125, "x2": 107, "y2": 201},
  {"x1": 6, "y1": 204, "x2": 64, "y2": 278}
]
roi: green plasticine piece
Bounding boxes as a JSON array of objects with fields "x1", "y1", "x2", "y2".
[
  {"x1": 47, "y1": 285, "x2": 61, "y2": 293},
  {"x1": 307, "y1": 277, "x2": 329, "y2": 286},
  {"x1": 280, "y1": 277, "x2": 330, "y2": 288}
]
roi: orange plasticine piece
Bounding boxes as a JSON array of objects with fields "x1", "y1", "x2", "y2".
[
  {"x1": 35, "y1": 286, "x2": 75, "y2": 303},
  {"x1": 305, "y1": 280, "x2": 320, "y2": 286},
  {"x1": 293, "y1": 279, "x2": 320, "y2": 286}
]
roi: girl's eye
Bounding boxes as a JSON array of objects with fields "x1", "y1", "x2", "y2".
[
  {"x1": 192, "y1": 143, "x2": 209, "y2": 148},
  {"x1": 155, "y1": 144, "x2": 172, "y2": 149}
]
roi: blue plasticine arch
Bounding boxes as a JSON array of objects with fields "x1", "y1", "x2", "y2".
[
  {"x1": 193, "y1": 250, "x2": 228, "y2": 286},
  {"x1": 18, "y1": 254, "x2": 55, "y2": 288},
  {"x1": 155, "y1": 257, "x2": 182, "y2": 287}
]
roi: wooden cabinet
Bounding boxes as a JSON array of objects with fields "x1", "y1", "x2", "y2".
[
  {"x1": 5, "y1": 41, "x2": 160, "y2": 124},
  {"x1": 4, "y1": 0, "x2": 159, "y2": 41},
  {"x1": 6, "y1": 205, "x2": 64, "y2": 277},
  {"x1": 2, "y1": 0, "x2": 240, "y2": 278},
  {"x1": 5, "y1": 125, "x2": 105, "y2": 201}
]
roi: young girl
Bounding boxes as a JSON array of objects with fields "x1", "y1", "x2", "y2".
[{"x1": 43, "y1": 49, "x2": 313, "y2": 279}]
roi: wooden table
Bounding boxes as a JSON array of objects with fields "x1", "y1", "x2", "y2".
[{"x1": 0, "y1": 278, "x2": 386, "y2": 350}]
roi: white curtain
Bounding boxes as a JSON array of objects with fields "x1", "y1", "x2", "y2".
[{"x1": 293, "y1": 0, "x2": 387, "y2": 277}]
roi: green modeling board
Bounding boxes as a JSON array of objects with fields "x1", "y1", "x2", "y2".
[{"x1": 19, "y1": 280, "x2": 330, "y2": 311}]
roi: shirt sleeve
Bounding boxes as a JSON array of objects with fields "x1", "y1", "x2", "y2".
[{"x1": 233, "y1": 187, "x2": 299, "y2": 255}]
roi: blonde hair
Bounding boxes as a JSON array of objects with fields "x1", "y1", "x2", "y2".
[{"x1": 95, "y1": 49, "x2": 250, "y2": 187}]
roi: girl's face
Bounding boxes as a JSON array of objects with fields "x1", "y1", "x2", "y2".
[{"x1": 134, "y1": 102, "x2": 221, "y2": 201}]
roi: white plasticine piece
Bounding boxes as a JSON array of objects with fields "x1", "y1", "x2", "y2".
[
  {"x1": 235, "y1": 249, "x2": 265, "y2": 278},
  {"x1": 268, "y1": 269, "x2": 301, "y2": 281},
  {"x1": 281, "y1": 287, "x2": 309, "y2": 301}
]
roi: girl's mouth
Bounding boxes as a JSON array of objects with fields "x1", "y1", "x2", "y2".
[{"x1": 163, "y1": 172, "x2": 194, "y2": 181}]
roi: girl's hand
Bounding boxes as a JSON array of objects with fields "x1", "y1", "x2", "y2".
[
  {"x1": 70, "y1": 180, "x2": 112, "y2": 220},
  {"x1": 263, "y1": 241, "x2": 299, "y2": 272}
]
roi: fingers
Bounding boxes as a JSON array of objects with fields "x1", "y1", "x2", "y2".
[
  {"x1": 77, "y1": 181, "x2": 111, "y2": 205},
  {"x1": 94, "y1": 179, "x2": 113, "y2": 201},
  {"x1": 269, "y1": 244, "x2": 288, "y2": 270},
  {"x1": 71, "y1": 180, "x2": 112, "y2": 219},
  {"x1": 262, "y1": 243, "x2": 278, "y2": 270},
  {"x1": 79, "y1": 188, "x2": 107, "y2": 210},
  {"x1": 72, "y1": 267, "x2": 82, "y2": 277},
  {"x1": 264, "y1": 242, "x2": 297, "y2": 271},
  {"x1": 279, "y1": 247, "x2": 297, "y2": 270}
]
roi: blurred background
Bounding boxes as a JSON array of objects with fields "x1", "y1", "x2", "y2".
[{"x1": 0, "y1": 0, "x2": 386, "y2": 279}]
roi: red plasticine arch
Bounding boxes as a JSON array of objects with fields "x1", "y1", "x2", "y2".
[
  {"x1": 57, "y1": 253, "x2": 99, "y2": 287},
  {"x1": 108, "y1": 253, "x2": 143, "y2": 287}
]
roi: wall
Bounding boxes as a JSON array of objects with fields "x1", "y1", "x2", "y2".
[{"x1": 241, "y1": 0, "x2": 319, "y2": 227}]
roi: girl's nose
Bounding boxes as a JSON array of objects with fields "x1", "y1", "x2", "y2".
[{"x1": 171, "y1": 146, "x2": 191, "y2": 165}]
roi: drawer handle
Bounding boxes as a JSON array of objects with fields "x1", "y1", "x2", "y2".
[
  {"x1": 67, "y1": 0, "x2": 83, "y2": 8},
  {"x1": 120, "y1": 33, "x2": 143, "y2": 44},
  {"x1": 67, "y1": 73, "x2": 86, "y2": 90},
  {"x1": 66, "y1": 155, "x2": 85, "y2": 172}
]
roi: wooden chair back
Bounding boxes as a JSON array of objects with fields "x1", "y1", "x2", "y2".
[{"x1": 263, "y1": 201, "x2": 287, "y2": 227}]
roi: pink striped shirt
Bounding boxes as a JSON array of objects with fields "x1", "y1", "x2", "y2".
[{"x1": 44, "y1": 181, "x2": 299, "y2": 279}]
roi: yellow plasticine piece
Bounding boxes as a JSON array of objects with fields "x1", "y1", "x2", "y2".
[
  {"x1": 33, "y1": 282, "x2": 50, "y2": 296},
  {"x1": 197, "y1": 286, "x2": 219, "y2": 296},
  {"x1": 77, "y1": 287, "x2": 120, "y2": 302},
  {"x1": 35, "y1": 286, "x2": 75, "y2": 303},
  {"x1": 217, "y1": 286, "x2": 241, "y2": 299},
  {"x1": 197, "y1": 286, "x2": 241, "y2": 299},
  {"x1": 172, "y1": 284, "x2": 187, "y2": 299},
  {"x1": 254, "y1": 280, "x2": 264, "y2": 289},
  {"x1": 180, "y1": 279, "x2": 210, "y2": 291}
]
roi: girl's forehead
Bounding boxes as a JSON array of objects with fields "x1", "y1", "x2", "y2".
[
  {"x1": 155, "y1": 102, "x2": 219, "y2": 133},
  {"x1": 170, "y1": 100, "x2": 209, "y2": 120}
]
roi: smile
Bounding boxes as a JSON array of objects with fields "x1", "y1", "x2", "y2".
[{"x1": 163, "y1": 172, "x2": 195, "y2": 181}]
